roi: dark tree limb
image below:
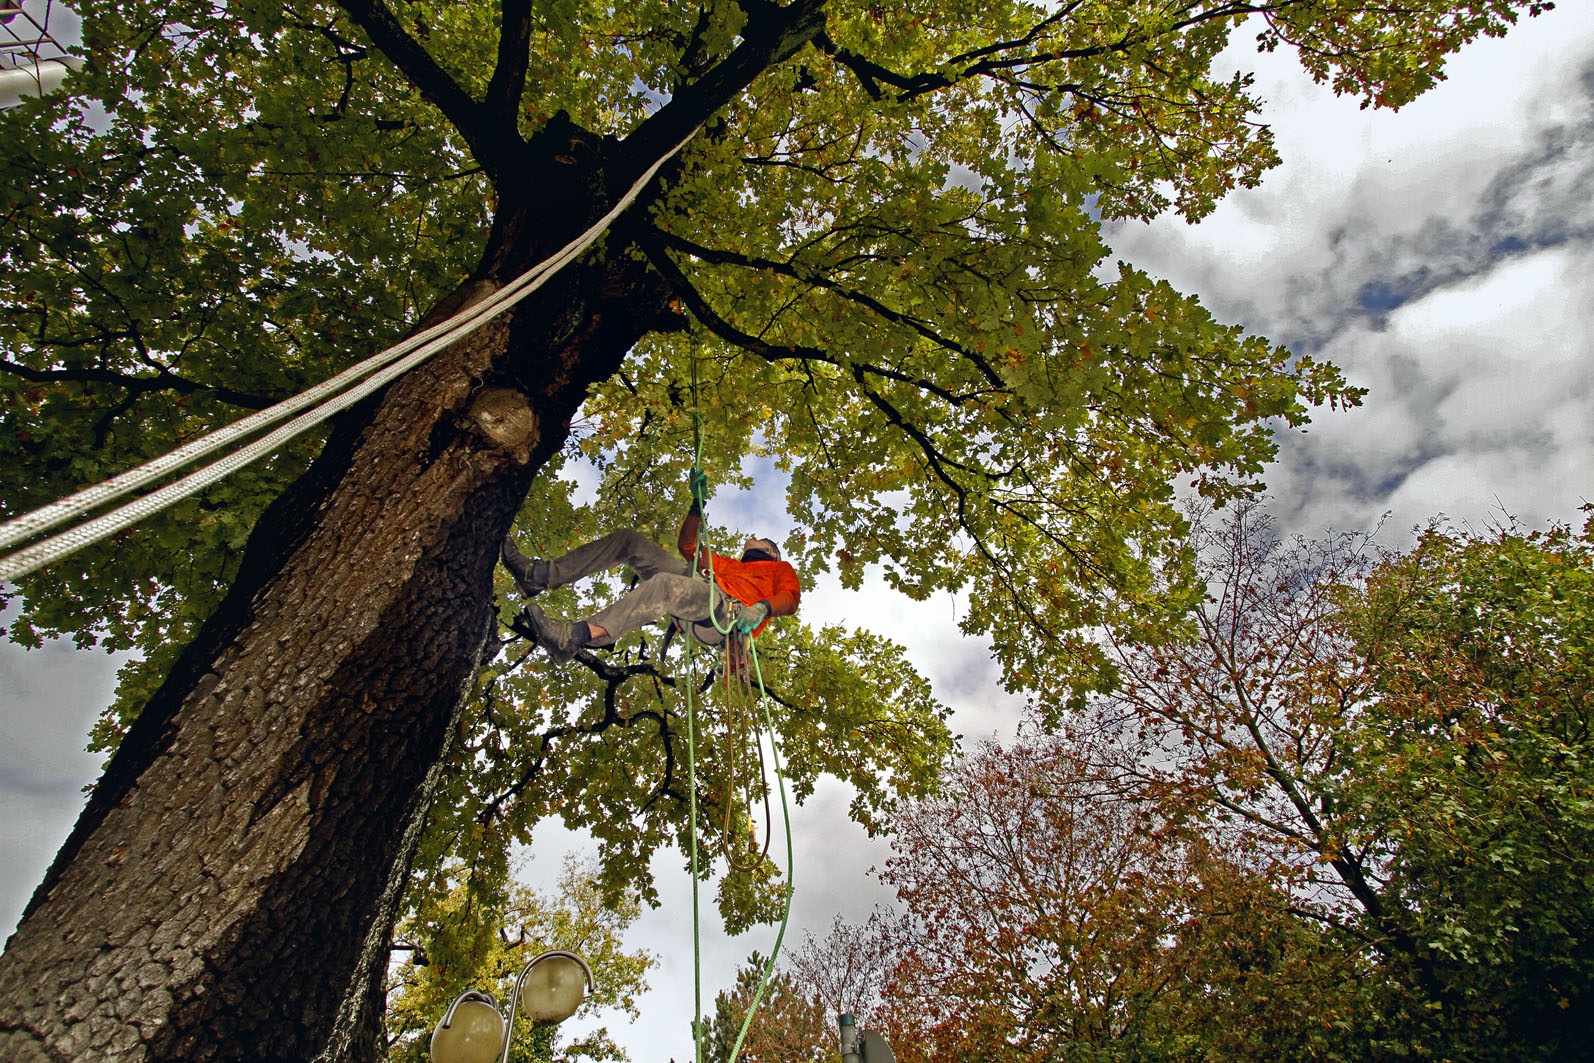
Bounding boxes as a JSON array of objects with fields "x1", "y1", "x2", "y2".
[
  {"x1": 618, "y1": 0, "x2": 828, "y2": 190},
  {"x1": 0, "y1": 357, "x2": 277, "y2": 410},
  {"x1": 332, "y1": 0, "x2": 506, "y2": 176},
  {"x1": 815, "y1": 1, "x2": 1271, "y2": 103},
  {"x1": 647, "y1": 225, "x2": 1011, "y2": 394},
  {"x1": 481, "y1": 611, "x2": 695, "y2": 821},
  {"x1": 485, "y1": 0, "x2": 534, "y2": 127},
  {"x1": 293, "y1": 19, "x2": 370, "y2": 118},
  {"x1": 636, "y1": 233, "x2": 982, "y2": 412},
  {"x1": 490, "y1": 613, "x2": 820, "y2": 823}
]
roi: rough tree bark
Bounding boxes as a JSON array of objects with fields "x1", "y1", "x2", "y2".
[
  {"x1": 0, "y1": 0, "x2": 827, "y2": 1056},
  {"x1": 0, "y1": 254, "x2": 668, "y2": 1062}
]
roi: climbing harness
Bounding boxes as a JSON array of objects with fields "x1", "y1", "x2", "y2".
[
  {"x1": 680, "y1": 358, "x2": 795, "y2": 1063},
  {"x1": 0, "y1": 125, "x2": 704, "y2": 584}
]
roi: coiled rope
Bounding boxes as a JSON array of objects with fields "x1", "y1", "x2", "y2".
[
  {"x1": 0, "y1": 126, "x2": 702, "y2": 585},
  {"x1": 718, "y1": 646, "x2": 774, "y2": 873}
]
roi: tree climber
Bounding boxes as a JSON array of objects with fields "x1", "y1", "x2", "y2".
[{"x1": 501, "y1": 472, "x2": 801, "y2": 663}]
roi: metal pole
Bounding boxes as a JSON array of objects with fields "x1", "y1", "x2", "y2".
[{"x1": 839, "y1": 1014, "x2": 861, "y2": 1063}]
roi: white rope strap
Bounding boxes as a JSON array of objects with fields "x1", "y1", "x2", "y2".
[{"x1": 0, "y1": 127, "x2": 699, "y2": 584}]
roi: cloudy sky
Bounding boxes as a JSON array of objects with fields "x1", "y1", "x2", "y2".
[{"x1": 4, "y1": 4, "x2": 1594, "y2": 1059}]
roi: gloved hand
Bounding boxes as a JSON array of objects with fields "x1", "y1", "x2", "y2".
[
  {"x1": 688, "y1": 467, "x2": 709, "y2": 505},
  {"x1": 732, "y1": 600, "x2": 771, "y2": 636}
]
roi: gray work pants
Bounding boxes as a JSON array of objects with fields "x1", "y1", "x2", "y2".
[{"x1": 548, "y1": 529, "x2": 730, "y2": 646}]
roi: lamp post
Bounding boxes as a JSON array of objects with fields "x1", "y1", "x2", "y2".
[
  {"x1": 1, "y1": 0, "x2": 82, "y2": 109},
  {"x1": 431, "y1": 950, "x2": 595, "y2": 1063}
]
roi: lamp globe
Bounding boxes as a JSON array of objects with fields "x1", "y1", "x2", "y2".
[{"x1": 430, "y1": 994, "x2": 505, "y2": 1063}]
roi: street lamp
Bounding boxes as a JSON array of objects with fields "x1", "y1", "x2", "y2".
[{"x1": 431, "y1": 950, "x2": 596, "y2": 1063}]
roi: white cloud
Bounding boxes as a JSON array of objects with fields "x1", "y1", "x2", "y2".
[
  {"x1": 1268, "y1": 242, "x2": 1594, "y2": 537},
  {"x1": 1113, "y1": 4, "x2": 1594, "y2": 349},
  {"x1": 1385, "y1": 247, "x2": 1589, "y2": 365},
  {"x1": 1111, "y1": 6, "x2": 1594, "y2": 550}
]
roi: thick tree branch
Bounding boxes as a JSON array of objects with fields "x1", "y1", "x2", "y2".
[
  {"x1": 0, "y1": 358, "x2": 276, "y2": 410},
  {"x1": 619, "y1": 0, "x2": 827, "y2": 189},
  {"x1": 648, "y1": 226, "x2": 1010, "y2": 395},
  {"x1": 637, "y1": 233, "x2": 981, "y2": 411},
  {"x1": 815, "y1": 1, "x2": 1269, "y2": 103},
  {"x1": 332, "y1": 0, "x2": 511, "y2": 177},
  {"x1": 816, "y1": 28, "x2": 1054, "y2": 101},
  {"x1": 485, "y1": 0, "x2": 534, "y2": 126}
]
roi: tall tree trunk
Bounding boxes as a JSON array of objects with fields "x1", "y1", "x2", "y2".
[
  {"x1": 0, "y1": 0, "x2": 827, "y2": 1051},
  {"x1": 0, "y1": 222, "x2": 672, "y2": 1061}
]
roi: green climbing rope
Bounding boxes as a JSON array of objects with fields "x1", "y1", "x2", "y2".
[
  {"x1": 725, "y1": 639, "x2": 795, "y2": 1063},
  {"x1": 682, "y1": 358, "x2": 796, "y2": 1063},
  {"x1": 685, "y1": 635, "x2": 704, "y2": 1059}
]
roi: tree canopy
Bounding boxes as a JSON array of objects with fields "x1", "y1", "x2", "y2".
[
  {"x1": 6, "y1": 0, "x2": 1550, "y2": 692},
  {"x1": 0, "y1": 0, "x2": 1556, "y2": 1058}
]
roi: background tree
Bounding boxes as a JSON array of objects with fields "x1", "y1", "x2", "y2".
[
  {"x1": 700, "y1": 913, "x2": 896, "y2": 1063},
  {"x1": 0, "y1": 0, "x2": 1550, "y2": 1058},
  {"x1": 1083, "y1": 501, "x2": 1594, "y2": 1059},
  {"x1": 786, "y1": 911, "x2": 895, "y2": 1032},
  {"x1": 385, "y1": 855, "x2": 653, "y2": 1063},
  {"x1": 871, "y1": 735, "x2": 1338, "y2": 1063},
  {"x1": 1080, "y1": 501, "x2": 1385, "y2": 935},
  {"x1": 1334, "y1": 511, "x2": 1594, "y2": 1058},
  {"x1": 704, "y1": 950, "x2": 831, "y2": 1063}
]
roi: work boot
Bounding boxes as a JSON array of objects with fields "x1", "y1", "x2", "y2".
[
  {"x1": 520, "y1": 602, "x2": 586, "y2": 664},
  {"x1": 500, "y1": 537, "x2": 550, "y2": 596}
]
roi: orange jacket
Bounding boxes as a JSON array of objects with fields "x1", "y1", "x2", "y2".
[{"x1": 706, "y1": 552, "x2": 800, "y2": 636}]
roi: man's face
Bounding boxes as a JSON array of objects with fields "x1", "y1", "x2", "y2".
[{"x1": 741, "y1": 536, "x2": 778, "y2": 562}]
